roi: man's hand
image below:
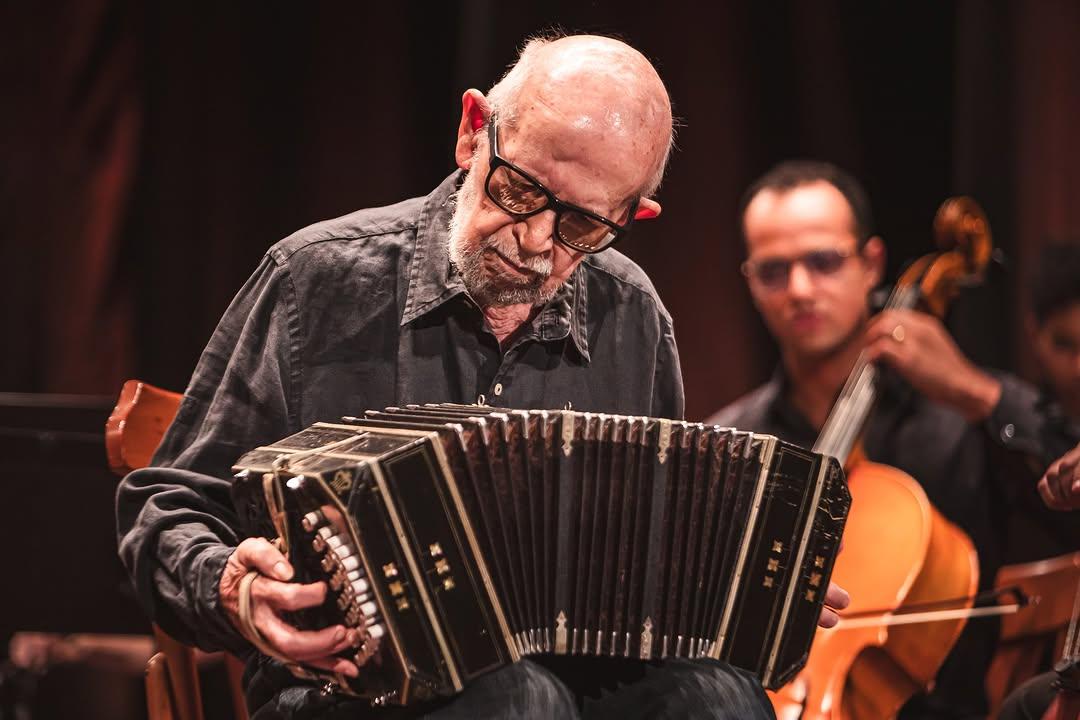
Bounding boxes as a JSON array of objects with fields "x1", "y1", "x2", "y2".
[
  {"x1": 220, "y1": 538, "x2": 361, "y2": 677},
  {"x1": 864, "y1": 309, "x2": 1001, "y2": 422},
  {"x1": 817, "y1": 581, "x2": 850, "y2": 628},
  {"x1": 1038, "y1": 442, "x2": 1080, "y2": 511}
]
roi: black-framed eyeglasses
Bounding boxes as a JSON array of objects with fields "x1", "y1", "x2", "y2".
[
  {"x1": 484, "y1": 115, "x2": 638, "y2": 254},
  {"x1": 741, "y1": 247, "x2": 856, "y2": 290}
]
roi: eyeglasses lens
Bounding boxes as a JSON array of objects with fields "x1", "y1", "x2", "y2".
[
  {"x1": 752, "y1": 249, "x2": 850, "y2": 289},
  {"x1": 803, "y1": 249, "x2": 847, "y2": 275},
  {"x1": 489, "y1": 165, "x2": 546, "y2": 214},
  {"x1": 487, "y1": 164, "x2": 619, "y2": 252},
  {"x1": 755, "y1": 260, "x2": 790, "y2": 288},
  {"x1": 558, "y1": 212, "x2": 617, "y2": 251}
]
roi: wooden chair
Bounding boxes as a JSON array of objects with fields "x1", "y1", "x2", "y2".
[
  {"x1": 107, "y1": 379, "x2": 249, "y2": 720},
  {"x1": 986, "y1": 551, "x2": 1080, "y2": 717}
]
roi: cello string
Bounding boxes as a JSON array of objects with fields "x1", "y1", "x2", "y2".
[
  {"x1": 814, "y1": 282, "x2": 918, "y2": 461},
  {"x1": 818, "y1": 286, "x2": 904, "y2": 458},
  {"x1": 1065, "y1": 578, "x2": 1080, "y2": 661}
]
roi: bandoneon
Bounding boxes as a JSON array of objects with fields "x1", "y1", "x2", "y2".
[{"x1": 231, "y1": 405, "x2": 850, "y2": 706}]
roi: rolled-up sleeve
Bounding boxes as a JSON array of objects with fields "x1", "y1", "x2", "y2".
[{"x1": 116, "y1": 253, "x2": 302, "y2": 652}]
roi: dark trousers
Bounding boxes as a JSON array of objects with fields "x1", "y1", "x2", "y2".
[
  {"x1": 247, "y1": 656, "x2": 775, "y2": 720},
  {"x1": 997, "y1": 673, "x2": 1059, "y2": 720}
]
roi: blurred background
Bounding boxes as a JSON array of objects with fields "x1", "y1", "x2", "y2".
[{"x1": 1, "y1": 1, "x2": 1077, "y2": 718}]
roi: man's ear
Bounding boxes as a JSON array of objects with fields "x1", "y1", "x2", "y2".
[
  {"x1": 635, "y1": 197, "x2": 662, "y2": 220},
  {"x1": 861, "y1": 236, "x2": 886, "y2": 288},
  {"x1": 455, "y1": 89, "x2": 490, "y2": 170}
]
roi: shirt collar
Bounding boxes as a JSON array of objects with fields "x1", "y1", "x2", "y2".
[
  {"x1": 762, "y1": 368, "x2": 813, "y2": 434},
  {"x1": 400, "y1": 170, "x2": 468, "y2": 326},
  {"x1": 400, "y1": 170, "x2": 591, "y2": 362}
]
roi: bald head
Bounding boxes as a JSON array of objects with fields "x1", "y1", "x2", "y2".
[
  {"x1": 448, "y1": 35, "x2": 673, "y2": 311},
  {"x1": 487, "y1": 34, "x2": 674, "y2": 196}
]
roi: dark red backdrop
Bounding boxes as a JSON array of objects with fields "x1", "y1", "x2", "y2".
[{"x1": 3, "y1": 2, "x2": 1079, "y2": 420}]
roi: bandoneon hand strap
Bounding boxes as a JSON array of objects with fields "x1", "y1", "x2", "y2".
[{"x1": 237, "y1": 569, "x2": 296, "y2": 666}]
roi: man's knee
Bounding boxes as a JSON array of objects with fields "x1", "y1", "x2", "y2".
[
  {"x1": 248, "y1": 659, "x2": 578, "y2": 720},
  {"x1": 998, "y1": 672, "x2": 1058, "y2": 720},
  {"x1": 658, "y1": 659, "x2": 774, "y2": 720},
  {"x1": 432, "y1": 660, "x2": 578, "y2": 720},
  {"x1": 583, "y1": 658, "x2": 774, "y2": 720}
]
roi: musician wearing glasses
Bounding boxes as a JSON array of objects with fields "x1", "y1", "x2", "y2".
[
  {"x1": 117, "y1": 34, "x2": 796, "y2": 719},
  {"x1": 707, "y1": 160, "x2": 1052, "y2": 718}
]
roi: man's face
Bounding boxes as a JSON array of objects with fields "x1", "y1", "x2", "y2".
[
  {"x1": 742, "y1": 181, "x2": 881, "y2": 361},
  {"x1": 1033, "y1": 301, "x2": 1080, "y2": 415},
  {"x1": 450, "y1": 109, "x2": 645, "y2": 308}
]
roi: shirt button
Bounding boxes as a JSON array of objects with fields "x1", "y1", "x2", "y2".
[
  {"x1": 493, "y1": 383, "x2": 503, "y2": 396},
  {"x1": 1000, "y1": 423, "x2": 1015, "y2": 442}
]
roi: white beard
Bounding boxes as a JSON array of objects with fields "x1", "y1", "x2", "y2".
[{"x1": 448, "y1": 172, "x2": 556, "y2": 308}]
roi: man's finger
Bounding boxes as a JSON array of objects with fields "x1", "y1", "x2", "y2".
[
  {"x1": 824, "y1": 582, "x2": 850, "y2": 611},
  {"x1": 864, "y1": 312, "x2": 895, "y2": 343},
  {"x1": 254, "y1": 577, "x2": 327, "y2": 612},
  {"x1": 1038, "y1": 477, "x2": 1065, "y2": 510},
  {"x1": 817, "y1": 607, "x2": 840, "y2": 629},
  {"x1": 1060, "y1": 446, "x2": 1080, "y2": 475},
  {"x1": 864, "y1": 339, "x2": 902, "y2": 369},
  {"x1": 1052, "y1": 467, "x2": 1074, "y2": 506},
  {"x1": 1068, "y1": 479, "x2": 1080, "y2": 511},
  {"x1": 256, "y1": 608, "x2": 354, "y2": 662},
  {"x1": 1043, "y1": 469, "x2": 1080, "y2": 510},
  {"x1": 305, "y1": 655, "x2": 361, "y2": 678},
  {"x1": 234, "y1": 537, "x2": 293, "y2": 581},
  {"x1": 1037, "y1": 477, "x2": 1057, "y2": 509}
]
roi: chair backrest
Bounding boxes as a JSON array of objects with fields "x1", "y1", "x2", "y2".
[
  {"x1": 106, "y1": 380, "x2": 183, "y2": 475},
  {"x1": 145, "y1": 651, "x2": 177, "y2": 720},
  {"x1": 986, "y1": 551, "x2": 1080, "y2": 716},
  {"x1": 108, "y1": 380, "x2": 248, "y2": 720},
  {"x1": 151, "y1": 626, "x2": 206, "y2": 720}
]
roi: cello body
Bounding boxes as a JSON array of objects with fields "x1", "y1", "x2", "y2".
[
  {"x1": 1042, "y1": 576, "x2": 1080, "y2": 719},
  {"x1": 769, "y1": 461, "x2": 978, "y2": 719}
]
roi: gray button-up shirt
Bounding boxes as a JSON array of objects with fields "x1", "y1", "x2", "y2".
[{"x1": 116, "y1": 171, "x2": 684, "y2": 655}]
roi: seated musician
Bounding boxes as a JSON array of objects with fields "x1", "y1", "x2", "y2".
[
  {"x1": 116, "y1": 33, "x2": 845, "y2": 719},
  {"x1": 1024, "y1": 242, "x2": 1080, "y2": 507},
  {"x1": 997, "y1": 243, "x2": 1080, "y2": 720},
  {"x1": 707, "y1": 160, "x2": 1051, "y2": 718},
  {"x1": 999, "y1": 440, "x2": 1080, "y2": 720},
  {"x1": 979, "y1": 239, "x2": 1080, "y2": 560}
]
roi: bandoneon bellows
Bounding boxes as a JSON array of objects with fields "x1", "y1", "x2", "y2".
[{"x1": 231, "y1": 405, "x2": 850, "y2": 706}]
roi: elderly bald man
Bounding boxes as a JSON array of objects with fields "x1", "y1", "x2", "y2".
[{"x1": 117, "y1": 34, "x2": 784, "y2": 719}]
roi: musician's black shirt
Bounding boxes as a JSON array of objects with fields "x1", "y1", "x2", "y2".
[
  {"x1": 707, "y1": 369, "x2": 1078, "y2": 717},
  {"x1": 707, "y1": 369, "x2": 1078, "y2": 562},
  {"x1": 115, "y1": 170, "x2": 684, "y2": 661}
]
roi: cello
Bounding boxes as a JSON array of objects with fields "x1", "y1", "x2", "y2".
[
  {"x1": 770, "y1": 197, "x2": 1011, "y2": 719},
  {"x1": 1042, "y1": 579, "x2": 1080, "y2": 720}
]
